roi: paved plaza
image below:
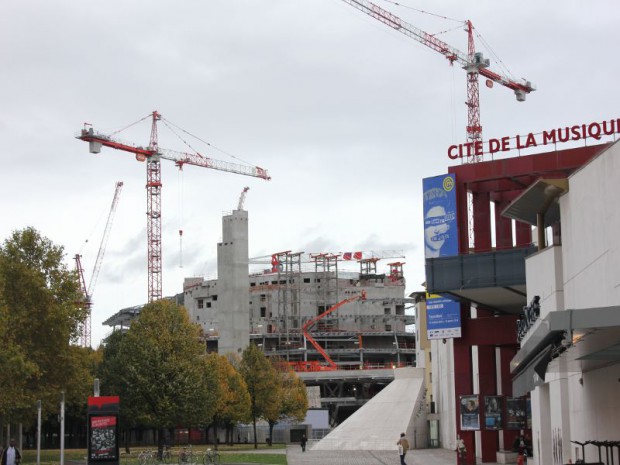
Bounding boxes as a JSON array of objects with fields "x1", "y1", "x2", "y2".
[{"x1": 285, "y1": 445, "x2": 504, "y2": 465}]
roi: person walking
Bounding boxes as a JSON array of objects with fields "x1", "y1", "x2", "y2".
[
  {"x1": 396, "y1": 432, "x2": 409, "y2": 465},
  {"x1": 1, "y1": 438, "x2": 21, "y2": 465},
  {"x1": 300, "y1": 434, "x2": 307, "y2": 452},
  {"x1": 456, "y1": 436, "x2": 467, "y2": 465}
]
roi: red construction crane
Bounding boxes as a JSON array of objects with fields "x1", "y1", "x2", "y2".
[
  {"x1": 301, "y1": 291, "x2": 367, "y2": 370},
  {"x1": 339, "y1": 0, "x2": 535, "y2": 161},
  {"x1": 77, "y1": 111, "x2": 270, "y2": 303},
  {"x1": 74, "y1": 181, "x2": 123, "y2": 348}
]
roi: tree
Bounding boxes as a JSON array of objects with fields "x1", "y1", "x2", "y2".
[
  {"x1": 239, "y1": 344, "x2": 281, "y2": 448},
  {"x1": 207, "y1": 354, "x2": 250, "y2": 447},
  {"x1": 96, "y1": 330, "x2": 143, "y2": 453},
  {"x1": 0, "y1": 227, "x2": 90, "y2": 423},
  {"x1": 0, "y1": 302, "x2": 38, "y2": 416},
  {"x1": 106, "y1": 300, "x2": 215, "y2": 453},
  {"x1": 266, "y1": 359, "x2": 308, "y2": 445}
]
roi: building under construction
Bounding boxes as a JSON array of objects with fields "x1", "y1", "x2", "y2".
[
  {"x1": 182, "y1": 209, "x2": 416, "y2": 370},
  {"x1": 105, "y1": 207, "x2": 417, "y2": 425},
  {"x1": 181, "y1": 207, "x2": 418, "y2": 427}
]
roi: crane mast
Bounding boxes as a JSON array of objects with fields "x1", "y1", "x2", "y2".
[
  {"x1": 74, "y1": 254, "x2": 90, "y2": 347},
  {"x1": 237, "y1": 186, "x2": 250, "y2": 210},
  {"x1": 74, "y1": 181, "x2": 123, "y2": 348},
  {"x1": 89, "y1": 181, "x2": 124, "y2": 298},
  {"x1": 339, "y1": 0, "x2": 535, "y2": 158},
  {"x1": 78, "y1": 111, "x2": 270, "y2": 302}
]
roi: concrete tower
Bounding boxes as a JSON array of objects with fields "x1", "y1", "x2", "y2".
[{"x1": 217, "y1": 209, "x2": 250, "y2": 355}]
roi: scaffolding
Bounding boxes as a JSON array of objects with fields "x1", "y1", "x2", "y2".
[{"x1": 274, "y1": 251, "x2": 303, "y2": 359}]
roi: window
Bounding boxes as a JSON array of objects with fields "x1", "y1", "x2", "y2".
[
  {"x1": 384, "y1": 308, "x2": 391, "y2": 315},
  {"x1": 304, "y1": 278, "x2": 310, "y2": 283},
  {"x1": 206, "y1": 302, "x2": 212, "y2": 308},
  {"x1": 385, "y1": 324, "x2": 392, "y2": 331},
  {"x1": 212, "y1": 295, "x2": 218, "y2": 301},
  {"x1": 198, "y1": 299, "x2": 204, "y2": 309},
  {"x1": 260, "y1": 307, "x2": 266, "y2": 318}
]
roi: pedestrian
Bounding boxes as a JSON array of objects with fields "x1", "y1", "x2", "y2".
[
  {"x1": 300, "y1": 434, "x2": 307, "y2": 452},
  {"x1": 1, "y1": 438, "x2": 21, "y2": 465},
  {"x1": 456, "y1": 436, "x2": 467, "y2": 465},
  {"x1": 396, "y1": 432, "x2": 409, "y2": 465}
]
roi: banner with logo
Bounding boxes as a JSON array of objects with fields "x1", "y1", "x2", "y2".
[{"x1": 422, "y1": 174, "x2": 458, "y2": 259}]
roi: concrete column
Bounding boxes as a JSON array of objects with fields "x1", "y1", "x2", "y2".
[
  {"x1": 494, "y1": 200, "x2": 514, "y2": 250},
  {"x1": 454, "y1": 303, "x2": 475, "y2": 464},
  {"x1": 549, "y1": 374, "x2": 572, "y2": 465},
  {"x1": 532, "y1": 385, "x2": 552, "y2": 465},
  {"x1": 515, "y1": 222, "x2": 532, "y2": 247},
  {"x1": 472, "y1": 192, "x2": 492, "y2": 252}
]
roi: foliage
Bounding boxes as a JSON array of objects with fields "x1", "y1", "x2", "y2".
[
  {"x1": 239, "y1": 344, "x2": 281, "y2": 448},
  {"x1": 0, "y1": 227, "x2": 92, "y2": 422},
  {"x1": 264, "y1": 359, "x2": 308, "y2": 445},
  {"x1": 99, "y1": 300, "x2": 215, "y2": 430},
  {"x1": 209, "y1": 353, "x2": 251, "y2": 428},
  {"x1": 271, "y1": 360, "x2": 308, "y2": 424}
]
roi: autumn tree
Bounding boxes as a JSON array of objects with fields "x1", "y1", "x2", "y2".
[
  {"x1": 0, "y1": 227, "x2": 90, "y2": 423},
  {"x1": 103, "y1": 300, "x2": 216, "y2": 453},
  {"x1": 239, "y1": 343, "x2": 281, "y2": 448},
  {"x1": 266, "y1": 359, "x2": 308, "y2": 444},
  {"x1": 207, "y1": 354, "x2": 251, "y2": 447}
]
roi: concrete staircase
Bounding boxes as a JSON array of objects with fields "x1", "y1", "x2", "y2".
[{"x1": 312, "y1": 367, "x2": 425, "y2": 451}]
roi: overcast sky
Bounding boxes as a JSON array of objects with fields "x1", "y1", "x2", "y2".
[{"x1": 2, "y1": 0, "x2": 619, "y2": 346}]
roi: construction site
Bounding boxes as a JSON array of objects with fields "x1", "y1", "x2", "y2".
[
  {"x1": 65, "y1": 1, "x2": 619, "y2": 462},
  {"x1": 105, "y1": 204, "x2": 417, "y2": 427}
]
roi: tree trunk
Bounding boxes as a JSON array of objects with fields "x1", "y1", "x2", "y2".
[
  {"x1": 124, "y1": 427, "x2": 131, "y2": 454},
  {"x1": 157, "y1": 427, "x2": 165, "y2": 460},
  {"x1": 252, "y1": 416, "x2": 258, "y2": 449},
  {"x1": 268, "y1": 421, "x2": 275, "y2": 447}
]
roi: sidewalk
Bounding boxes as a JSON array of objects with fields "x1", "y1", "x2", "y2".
[{"x1": 286, "y1": 445, "x2": 504, "y2": 465}]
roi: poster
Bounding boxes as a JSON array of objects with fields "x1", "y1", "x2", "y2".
[
  {"x1": 90, "y1": 416, "x2": 118, "y2": 459},
  {"x1": 484, "y1": 396, "x2": 503, "y2": 430},
  {"x1": 506, "y1": 397, "x2": 526, "y2": 430},
  {"x1": 460, "y1": 395, "x2": 480, "y2": 431},
  {"x1": 422, "y1": 174, "x2": 458, "y2": 259},
  {"x1": 426, "y1": 293, "x2": 461, "y2": 340}
]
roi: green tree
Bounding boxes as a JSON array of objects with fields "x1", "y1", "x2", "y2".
[
  {"x1": 266, "y1": 359, "x2": 308, "y2": 445},
  {"x1": 96, "y1": 330, "x2": 143, "y2": 452},
  {"x1": 239, "y1": 344, "x2": 281, "y2": 448},
  {"x1": 108, "y1": 300, "x2": 214, "y2": 452},
  {"x1": 0, "y1": 227, "x2": 90, "y2": 422}
]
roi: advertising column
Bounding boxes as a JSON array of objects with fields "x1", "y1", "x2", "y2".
[{"x1": 87, "y1": 396, "x2": 120, "y2": 465}]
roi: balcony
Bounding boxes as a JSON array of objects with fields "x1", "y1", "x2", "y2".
[{"x1": 425, "y1": 246, "x2": 537, "y2": 314}]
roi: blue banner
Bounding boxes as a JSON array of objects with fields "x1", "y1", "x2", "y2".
[
  {"x1": 426, "y1": 293, "x2": 461, "y2": 340},
  {"x1": 422, "y1": 174, "x2": 458, "y2": 258}
]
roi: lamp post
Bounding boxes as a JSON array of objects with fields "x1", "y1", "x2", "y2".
[
  {"x1": 60, "y1": 391, "x2": 65, "y2": 465},
  {"x1": 36, "y1": 400, "x2": 41, "y2": 465}
]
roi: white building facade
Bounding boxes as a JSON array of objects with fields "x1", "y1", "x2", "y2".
[{"x1": 511, "y1": 141, "x2": 620, "y2": 465}]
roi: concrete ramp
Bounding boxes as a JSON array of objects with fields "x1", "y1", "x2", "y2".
[{"x1": 313, "y1": 367, "x2": 425, "y2": 451}]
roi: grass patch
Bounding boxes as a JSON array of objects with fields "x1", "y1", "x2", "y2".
[
  {"x1": 219, "y1": 453, "x2": 286, "y2": 464},
  {"x1": 21, "y1": 448, "x2": 287, "y2": 465}
]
